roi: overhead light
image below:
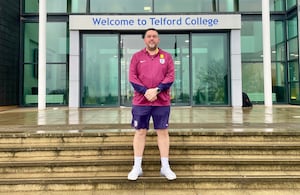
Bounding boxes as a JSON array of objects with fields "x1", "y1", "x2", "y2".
[{"x1": 144, "y1": 6, "x2": 151, "y2": 11}]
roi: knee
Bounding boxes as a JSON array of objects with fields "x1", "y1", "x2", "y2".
[
  {"x1": 156, "y1": 129, "x2": 169, "y2": 137},
  {"x1": 135, "y1": 129, "x2": 147, "y2": 137}
]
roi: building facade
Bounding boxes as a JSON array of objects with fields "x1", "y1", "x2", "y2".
[
  {"x1": 0, "y1": 1, "x2": 20, "y2": 106},
  {"x1": 2, "y1": 0, "x2": 299, "y2": 107}
]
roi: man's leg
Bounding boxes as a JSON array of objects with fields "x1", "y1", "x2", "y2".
[
  {"x1": 156, "y1": 129, "x2": 169, "y2": 158},
  {"x1": 133, "y1": 129, "x2": 147, "y2": 156},
  {"x1": 157, "y1": 129, "x2": 176, "y2": 180},
  {"x1": 128, "y1": 129, "x2": 147, "y2": 180}
]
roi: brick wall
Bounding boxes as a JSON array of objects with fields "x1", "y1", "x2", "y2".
[{"x1": 0, "y1": 1, "x2": 20, "y2": 106}]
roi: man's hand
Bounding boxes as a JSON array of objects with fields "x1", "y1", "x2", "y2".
[{"x1": 144, "y1": 88, "x2": 159, "y2": 102}]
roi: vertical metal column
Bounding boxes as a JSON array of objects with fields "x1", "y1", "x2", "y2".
[
  {"x1": 38, "y1": 0, "x2": 47, "y2": 110},
  {"x1": 262, "y1": 0, "x2": 273, "y2": 106}
]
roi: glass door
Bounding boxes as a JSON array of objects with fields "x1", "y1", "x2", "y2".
[
  {"x1": 81, "y1": 34, "x2": 119, "y2": 107},
  {"x1": 120, "y1": 33, "x2": 190, "y2": 106},
  {"x1": 120, "y1": 34, "x2": 144, "y2": 106},
  {"x1": 191, "y1": 33, "x2": 230, "y2": 105},
  {"x1": 159, "y1": 34, "x2": 190, "y2": 105}
]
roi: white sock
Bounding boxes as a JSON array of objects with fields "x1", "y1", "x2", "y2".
[
  {"x1": 161, "y1": 157, "x2": 170, "y2": 168},
  {"x1": 134, "y1": 156, "x2": 142, "y2": 169}
]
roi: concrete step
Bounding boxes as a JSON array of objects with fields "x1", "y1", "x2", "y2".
[
  {"x1": 0, "y1": 142, "x2": 300, "y2": 161},
  {"x1": 0, "y1": 176, "x2": 300, "y2": 193},
  {"x1": 1, "y1": 130, "x2": 300, "y2": 145},
  {"x1": 1, "y1": 157, "x2": 300, "y2": 179},
  {"x1": 0, "y1": 130, "x2": 299, "y2": 193}
]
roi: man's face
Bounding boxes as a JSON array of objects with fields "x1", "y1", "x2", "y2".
[{"x1": 144, "y1": 30, "x2": 160, "y2": 51}]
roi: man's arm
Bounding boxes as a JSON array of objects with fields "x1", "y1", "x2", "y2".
[{"x1": 129, "y1": 54, "x2": 148, "y2": 94}]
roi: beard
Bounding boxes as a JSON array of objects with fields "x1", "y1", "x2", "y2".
[{"x1": 147, "y1": 43, "x2": 157, "y2": 51}]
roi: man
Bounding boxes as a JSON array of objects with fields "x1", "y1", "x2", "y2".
[{"x1": 128, "y1": 28, "x2": 176, "y2": 181}]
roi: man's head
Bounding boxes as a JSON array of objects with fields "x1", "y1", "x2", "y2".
[{"x1": 143, "y1": 28, "x2": 160, "y2": 51}]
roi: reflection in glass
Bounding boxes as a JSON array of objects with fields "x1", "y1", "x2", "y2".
[
  {"x1": 24, "y1": 0, "x2": 67, "y2": 13},
  {"x1": 46, "y1": 23, "x2": 68, "y2": 63},
  {"x1": 23, "y1": 22, "x2": 68, "y2": 106},
  {"x1": 241, "y1": 21, "x2": 263, "y2": 62},
  {"x1": 271, "y1": 21, "x2": 285, "y2": 61},
  {"x1": 242, "y1": 62, "x2": 264, "y2": 102},
  {"x1": 270, "y1": 0, "x2": 284, "y2": 11},
  {"x1": 290, "y1": 83, "x2": 300, "y2": 103},
  {"x1": 82, "y1": 34, "x2": 119, "y2": 106},
  {"x1": 192, "y1": 33, "x2": 229, "y2": 105},
  {"x1": 272, "y1": 62, "x2": 286, "y2": 103},
  {"x1": 238, "y1": 0, "x2": 261, "y2": 12},
  {"x1": 286, "y1": 0, "x2": 296, "y2": 10},
  {"x1": 71, "y1": 0, "x2": 87, "y2": 13},
  {"x1": 287, "y1": 16, "x2": 298, "y2": 39},
  {"x1": 218, "y1": 0, "x2": 236, "y2": 12},
  {"x1": 120, "y1": 35, "x2": 144, "y2": 106},
  {"x1": 288, "y1": 38, "x2": 299, "y2": 61},
  {"x1": 154, "y1": 0, "x2": 215, "y2": 13},
  {"x1": 90, "y1": 0, "x2": 151, "y2": 13},
  {"x1": 159, "y1": 34, "x2": 190, "y2": 105},
  {"x1": 288, "y1": 61, "x2": 299, "y2": 82}
]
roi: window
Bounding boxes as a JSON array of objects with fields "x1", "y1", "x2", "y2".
[
  {"x1": 23, "y1": 22, "x2": 68, "y2": 106},
  {"x1": 71, "y1": 0, "x2": 87, "y2": 13},
  {"x1": 24, "y1": 0, "x2": 67, "y2": 13},
  {"x1": 192, "y1": 33, "x2": 229, "y2": 105},
  {"x1": 238, "y1": 0, "x2": 261, "y2": 12},
  {"x1": 90, "y1": 0, "x2": 151, "y2": 13},
  {"x1": 154, "y1": 0, "x2": 215, "y2": 13}
]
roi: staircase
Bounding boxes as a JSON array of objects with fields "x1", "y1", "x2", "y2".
[{"x1": 0, "y1": 125, "x2": 300, "y2": 195}]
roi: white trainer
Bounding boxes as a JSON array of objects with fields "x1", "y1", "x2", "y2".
[
  {"x1": 128, "y1": 166, "x2": 143, "y2": 181},
  {"x1": 160, "y1": 166, "x2": 176, "y2": 180}
]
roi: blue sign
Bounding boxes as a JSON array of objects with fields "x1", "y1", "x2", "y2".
[{"x1": 70, "y1": 15, "x2": 241, "y2": 30}]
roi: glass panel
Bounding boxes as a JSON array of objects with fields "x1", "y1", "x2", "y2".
[
  {"x1": 159, "y1": 34, "x2": 190, "y2": 105},
  {"x1": 242, "y1": 62, "x2": 264, "y2": 102},
  {"x1": 23, "y1": 22, "x2": 68, "y2": 63},
  {"x1": 24, "y1": 23, "x2": 38, "y2": 63},
  {"x1": 23, "y1": 64, "x2": 67, "y2": 105},
  {"x1": 238, "y1": 0, "x2": 261, "y2": 12},
  {"x1": 24, "y1": 0, "x2": 38, "y2": 13},
  {"x1": 23, "y1": 63, "x2": 38, "y2": 105},
  {"x1": 23, "y1": 24, "x2": 38, "y2": 105},
  {"x1": 90, "y1": 0, "x2": 152, "y2": 13},
  {"x1": 120, "y1": 35, "x2": 144, "y2": 106},
  {"x1": 154, "y1": 0, "x2": 215, "y2": 13},
  {"x1": 242, "y1": 62, "x2": 286, "y2": 104},
  {"x1": 288, "y1": 61, "x2": 299, "y2": 82},
  {"x1": 218, "y1": 0, "x2": 236, "y2": 12},
  {"x1": 47, "y1": 23, "x2": 68, "y2": 63},
  {"x1": 270, "y1": 0, "x2": 284, "y2": 11},
  {"x1": 192, "y1": 33, "x2": 229, "y2": 105},
  {"x1": 271, "y1": 20, "x2": 285, "y2": 61},
  {"x1": 241, "y1": 21, "x2": 263, "y2": 62},
  {"x1": 286, "y1": 0, "x2": 296, "y2": 10},
  {"x1": 290, "y1": 82, "x2": 300, "y2": 103},
  {"x1": 288, "y1": 38, "x2": 299, "y2": 61},
  {"x1": 47, "y1": 0, "x2": 67, "y2": 12},
  {"x1": 71, "y1": 0, "x2": 87, "y2": 13},
  {"x1": 23, "y1": 22, "x2": 68, "y2": 106},
  {"x1": 46, "y1": 64, "x2": 68, "y2": 105},
  {"x1": 287, "y1": 16, "x2": 298, "y2": 39},
  {"x1": 272, "y1": 62, "x2": 286, "y2": 103},
  {"x1": 82, "y1": 34, "x2": 119, "y2": 106},
  {"x1": 24, "y1": 0, "x2": 67, "y2": 13}
]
